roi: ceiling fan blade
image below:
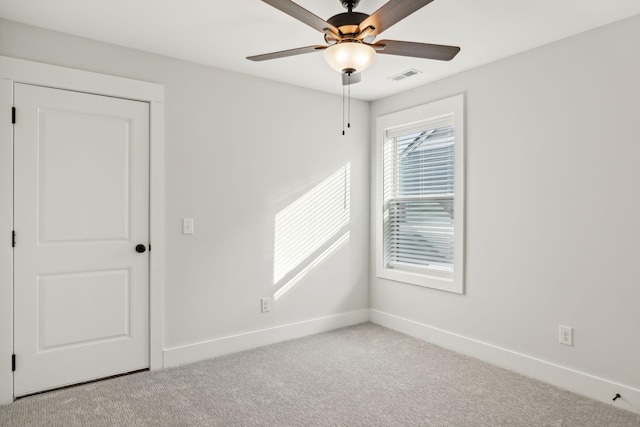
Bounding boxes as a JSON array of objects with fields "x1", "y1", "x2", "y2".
[
  {"x1": 247, "y1": 45, "x2": 326, "y2": 61},
  {"x1": 342, "y1": 72, "x2": 362, "y2": 86},
  {"x1": 262, "y1": 0, "x2": 339, "y2": 35},
  {"x1": 359, "y1": 0, "x2": 434, "y2": 37},
  {"x1": 373, "y1": 40, "x2": 460, "y2": 61}
]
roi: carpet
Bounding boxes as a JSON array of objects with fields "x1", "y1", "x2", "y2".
[{"x1": 1, "y1": 322, "x2": 638, "y2": 426}]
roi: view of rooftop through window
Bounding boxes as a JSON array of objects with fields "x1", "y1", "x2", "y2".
[{"x1": 383, "y1": 122, "x2": 455, "y2": 274}]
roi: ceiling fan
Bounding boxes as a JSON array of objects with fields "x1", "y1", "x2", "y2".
[{"x1": 247, "y1": 0, "x2": 461, "y2": 85}]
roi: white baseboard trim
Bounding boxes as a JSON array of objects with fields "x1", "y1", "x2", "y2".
[
  {"x1": 163, "y1": 309, "x2": 369, "y2": 369},
  {"x1": 369, "y1": 309, "x2": 640, "y2": 415}
]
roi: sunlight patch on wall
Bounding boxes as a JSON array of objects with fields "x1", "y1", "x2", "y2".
[
  {"x1": 273, "y1": 164, "x2": 351, "y2": 285},
  {"x1": 274, "y1": 231, "x2": 350, "y2": 302}
]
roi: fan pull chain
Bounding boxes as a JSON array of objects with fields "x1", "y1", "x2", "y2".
[
  {"x1": 342, "y1": 73, "x2": 353, "y2": 136},
  {"x1": 342, "y1": 84, "x2": 346, "y2": 136},
  {"x1": 348, "y1": 74, "x2": 351, "y2": 130}
]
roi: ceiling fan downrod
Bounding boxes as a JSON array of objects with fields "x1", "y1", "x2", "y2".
[{"x1": 341, "y1": 0, "x2": 360, "y2": 13}]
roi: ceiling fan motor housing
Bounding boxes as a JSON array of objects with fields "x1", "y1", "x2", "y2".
[{"x1": 327, "y1": 12, "x2": 370, "y2": 39}]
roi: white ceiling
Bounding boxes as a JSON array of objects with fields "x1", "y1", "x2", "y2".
[{"x1": 1, "y1": 0, "x2": 639, "y2": 101}]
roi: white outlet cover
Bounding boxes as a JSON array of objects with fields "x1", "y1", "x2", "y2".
[{"x1": 559, "y1": 325, "x2": 573, "y2": 346}]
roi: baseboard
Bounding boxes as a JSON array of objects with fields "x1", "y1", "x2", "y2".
[
  {"x1": 163, "y1": 309, "x2": 369, "y2": 369},
  {"x1": 369, "y1": 309, "x2": 640, "y2": 415}
]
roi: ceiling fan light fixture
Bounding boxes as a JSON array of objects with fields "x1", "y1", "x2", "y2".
[{"x1": 323, "y1": 41, "x2": 376, "y2": 74}]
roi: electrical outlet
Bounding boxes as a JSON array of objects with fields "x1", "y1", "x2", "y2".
[
  {"x1": 559, "y1": 325, "x2": 573, "y2": 346},
  {"x1": 261, "y1": 298, "x2": 270, "y2": 313}
]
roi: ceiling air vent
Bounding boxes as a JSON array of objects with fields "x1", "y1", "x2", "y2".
[{"x1": 389, "y1": 69, "x2": 422, "y2": 82}]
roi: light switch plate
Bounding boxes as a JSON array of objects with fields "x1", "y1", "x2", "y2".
[
  {"x1": 261, "y1": 298, "x2": 270, "y2": 313},
  {"x1": 182, "y1": 218, "x2": 194, "y2": 235}
]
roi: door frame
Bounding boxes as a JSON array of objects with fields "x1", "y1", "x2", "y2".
[{"x1": 0, "y1": 55, "x2": 165, "y2": 404}]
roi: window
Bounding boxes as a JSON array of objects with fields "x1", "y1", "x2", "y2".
[{"x1": 375, "y1": 95, "x2": 464, "y2": 293}]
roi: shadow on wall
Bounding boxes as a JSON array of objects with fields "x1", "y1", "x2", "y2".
[{"x1": 273, "y1": 164, "x2": 351, "y2": 302}]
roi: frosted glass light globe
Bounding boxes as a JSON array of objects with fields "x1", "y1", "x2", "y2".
[{"x1": 323, "y1": 42, "x2": 376, "y2": 73}]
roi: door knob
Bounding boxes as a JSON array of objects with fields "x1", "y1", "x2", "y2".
[{"x1": 135, "y1": 244, "x2": 147, "y2": 253}]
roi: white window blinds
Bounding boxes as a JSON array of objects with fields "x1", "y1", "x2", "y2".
[{"x1": 383, "y1": 114, "x2": 455, "y2": 276}]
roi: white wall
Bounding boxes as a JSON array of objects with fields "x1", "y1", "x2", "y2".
[
  {"x1": 0, "y1": 19, "x2": 370, "y2": 355},
  {"x1": 370, "y1": 14, "x2": 640, "y2": 410}
]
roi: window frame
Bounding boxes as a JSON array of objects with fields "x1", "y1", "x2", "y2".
[{"x1": 375, "y1": 94, "x2": 465, "y2": 293}]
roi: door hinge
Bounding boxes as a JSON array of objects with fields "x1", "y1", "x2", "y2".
[
  {"x1": 11, "y1": 107, "x2": 15, "y2": 124},
  {"x1": 11, "y1": 354, "x2": 15, "y2": 372},
  {"x1": 12, "y1": 230, "x2": 16, "y2": 248}
]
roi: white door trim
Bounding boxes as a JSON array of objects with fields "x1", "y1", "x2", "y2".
[{"x1": 0, "y1": 55, "x2": 165, "y2": 404}]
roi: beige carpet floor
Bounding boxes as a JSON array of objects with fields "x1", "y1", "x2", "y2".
[{"x1": 1, "y1": 322, "x2": 638, "y2": 426}]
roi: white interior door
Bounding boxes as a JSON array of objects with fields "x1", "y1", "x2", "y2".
[{"x1": 13, "y1": 83, "x2": 150, "y2": 396}]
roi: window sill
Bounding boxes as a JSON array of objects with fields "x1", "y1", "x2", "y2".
[{"x1": 376, "y1": 265, "x2": 463, "y2": 294}]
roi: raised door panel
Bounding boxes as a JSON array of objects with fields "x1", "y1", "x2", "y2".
[
  {"x1": 37, "y1": 269, "x2": 131, "y2": 352},
  {"x1": 37, "y1": 109, "x2": 132, "y2": 244}
]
